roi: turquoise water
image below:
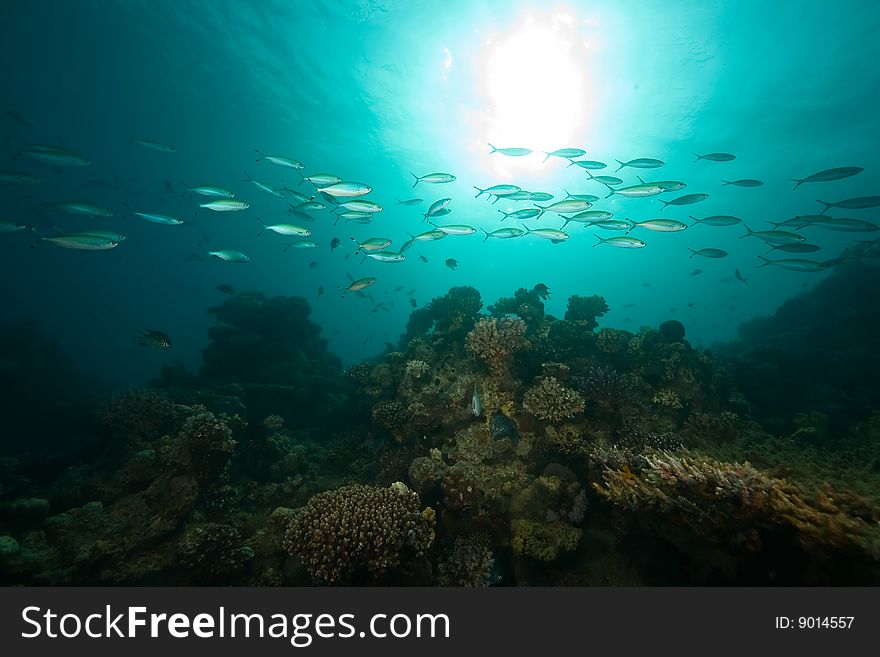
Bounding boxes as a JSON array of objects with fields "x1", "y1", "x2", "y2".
[{"x1": 2, "y1": 0, "x2": 877, "y2": 383}]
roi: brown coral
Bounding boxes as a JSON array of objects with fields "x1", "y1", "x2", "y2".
[
  {"x1": 282, "y1": 483, "x2": 434, "y2": 583},
  {"x1": 465, "y1": 317, "x2": 528, "y2": 376},
  {"x1": 523, "y1": 377, "x2": 585, "y2": 423}
]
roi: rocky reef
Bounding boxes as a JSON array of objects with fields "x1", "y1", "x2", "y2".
[{"x1": 1, "y1": 281, "x2": 878, "y2": 586}]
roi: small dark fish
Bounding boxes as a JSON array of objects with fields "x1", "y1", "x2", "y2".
[
  {"x1": 216, "y1": 284, "x2": 236, "y2": 295},
  {"x1": 309, "y1": 261, "x2": 320, "y2": 269},
  {"x1": 623, "y1": 303, "x2": 635, "y2": 308},
  {"x1": 532, "y1": 282, "x2": 551, "y2": 299},
  {"x1": 137, "y1": 329, "x2": 171, "y2": 349},
  {"x1": 410, "y1": 298, "x2": 417, "y2": 307},
  {"x1": 394, "y1": 285, "x2": 404, "y2": 292},
  {"x1": 690, "y1": 269, "x2": 703, "y2": 276},
  {"x1": 330, "y1": 237, "x2": 340, "y2": 250},
  {"x1": 419, "y1": 254, "x2": 428, "y2": 263},
  {"x1": 406, "y1": 289, "x2": 416, "y2": 296},
  {"x1": 734, "y1": 268, "x2": 748, "y2": 285},
  {"x1": 317, "y1": 285, "x2": 324, "y2": 299},
  {"x1": 445, "y1": 258, "x2": 458, "y2": 270}
]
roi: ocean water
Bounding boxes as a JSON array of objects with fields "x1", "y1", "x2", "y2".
[{"x1": 0, "y1": 0, "x2": 878, "y2": 586}]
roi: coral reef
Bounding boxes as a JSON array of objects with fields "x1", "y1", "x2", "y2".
[
  {"x1": 523, "y1": 377, "x2": 585, "y2": 423},
  {"x1": 465, "y1": 317, "x2": 529, "y2": 377},
  {"x1": 564, "y1": 294, "x2": 609, "y2": 331},
  {"x1": 282, "y1": 483, "x2": 434, "y2": 583}
]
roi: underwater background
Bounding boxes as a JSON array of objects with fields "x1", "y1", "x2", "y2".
[{"x1": 0, "y1": 0, "x2": 878, "y2": 585}]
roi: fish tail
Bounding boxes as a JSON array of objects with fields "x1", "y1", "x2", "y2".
[
  {"x1": 816, "y1": 200, "x2": 831, "y2": 215},
  {"x1": 542, "y1": 152, "x2": 551, "y2": 163},
  {"x1": 692, "y1": 152, "x2": 703, "y2": 162},
  {"x1": 566, "y1": 160, "x2": 576, "y2": 168},
  {"x1": 687, "y1": 248, "x2": 697, "y2": 258},
  {"x1": 721, "y1": 180, "x2": 731, "y2": 186},
  {"x1": 605, "y1": 189, "x2": 615, "y2": 200},
  {"x1": 790, "y1": 179, "x2": 802, "y2": 191},
  {"x1": 740, "y1": 225, "x2": 753, "y2": 238},
  {"x1": 179, "y1": 180, "x2": 191, "y2": 197},
  {"x1": 564, "y1": 188, "x2": 571, "y2": 198},
  {"x1": 488, "y1": 143, "x2": 497, "y2": 154},
  {"x1": 123, "y1": 129, "x2": 135, "y2": 146},
  {"x1": 411, "y1": 172, "x2": 420, "y2": 188},
  {"x1": 658, "y1": 199, "x2": 669, "y2": 211},
  {"x1": 615, "y1": 160, "x2": 625, "y2": 172},
  {"x1": 593, "y1": 235, "x2": 605, "y2": 247},
  {"x1": 497, "y1": 210, "x2": 508, "y2": 220},
  {"x1": 689, "y1": 215, "x2": 701, "y2": 224},
  {"x1": 481, "y1": 228, "x2": 490, "y2": 243},
  {"x1": 521, "y1": 223, "x2": 530, "y2": 234},
  {"x1": 584, "y1": 171, "x2": 594, "y2": 179},
  {"x1": 561, "y1": 218, "x2": 569, "y2": 228},
  {"x1": 242, "y1": 171, "x2": 253, "y2": 182},
  {"x1": 474, "y1": 186, "x2": 484, "y2": 198},
  {"x1": 757, "y1": 256, "x2": 772, "y2": 268},
  {"x1": 624, "y1": 219, "x2": 634, "y2": 234},
  {"x1": 254, "y1": 148, "x2": 265, "y2": 162}
]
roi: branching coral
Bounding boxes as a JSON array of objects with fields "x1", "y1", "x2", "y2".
[
  {"x1": 522, "y1": 377, "x2": 585, "y2": 423},
  {"x1": 371, "y1": 400, "x2": 409, "y2": 430},
  {"x1": 563, "y1": 294, "x2": 609, "y2": 331},
  {"x1": 465, "y1": 317, "x2": 529, "y2": 376},
  {"x1": 488, "y1": 287, "x2": 545, "y2": 332},
  {"x1": 99, "y1": 388, "x2": 177, "y2": 445},
  {"x1": 282, "y1": 483, "x2": 434, "y2": 583},
  {"x1": 591, "y1": 447, "x2": 878, "y2": 555}
]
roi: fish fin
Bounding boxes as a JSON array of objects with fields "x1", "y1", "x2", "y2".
[
  {"x1": 658, "y1": 199, "x2": 669, "y2": 211},
  {"x1": 605, "y1": 189, "x2": 615, "y2": 199},
  {"x1": 488, "y1": 143, "x2": 497, "y2": 154},
  {"x1": 561, "y1": 218, "x2": 569, "y2": 228},
  {"x1": 411, "y1": 172, "x2": 420, "y2": 188},
  {"x1": 689, "y1": 215, "x2": 700, "y2": 224},
  {"x1": 638, "y1": 176, "x2": 646, "y2": 184},
  {"x1": 740, "y1": 225, "x2": 753, "y2": 238},
  {"x1": 816, "y1": 200, "x2": 831, "y2": 215},
  {"x1": 480, "y1": 228, "x2": 490, "y2": 243},
  {"x1": 687, "y1": 248, "x2": 697, "y2": 258},
  {"x1": 593, "y1": 235, "x2": 605, "y2": 247},
  {"x1": 790, "y1": 179, "x2": 802, "y2": 191},
  {"x1": 567, "y1": 160, "x2": 576, "y2": 168},
  {"x1": 542, "y1": 152, "x2": 551, "y2": 163},
  {"x1": 584, "y1": 171, "x2": 594, "y2": 179},
  {"x1": 563, "y1": 188, "x2": 571, "y2": 198},
  {"x1": 615, "y1": 160, "x2": 625, "y2": 172},
  {"x1": 254, "y1": 148, "x2": 266, "y2": 162},
  {"x1": 693, "y1": 152, "x2": 703, "y2": 162},
  {"x1": 521, "y1": 223, "x2": 530, "y2": 234},
  {"x1": 721, "y1": 180, "x2": 731, "y2": 186},
  {"x1": 123, "y1": 129, "x2": 136, "y2": 147},
  {"x1": 473, "y1": 186, "x2": 484, "y2": 198},
  {"x1": 757, "y1": 256, "x2": 772, "y2": 268}
]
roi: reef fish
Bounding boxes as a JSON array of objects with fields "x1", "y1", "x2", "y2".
[
  {"x1": 626, "y1": 218, "x2": 687, "y2": 232},
  {"x1": 254, "y1": 149, "x2": 304, "y2": 169},
  {"x1": 411, "y1": 172, "x2": 456, "y2": 187},
  {"x1": 342, "y1": 276, "x2": 376, "y2": 297},
  {"x1": 816, "y1": 196, "x2": 880, "y2": 214},
  {"x1": 740, "y1": 226, "x2": 805, "y2": 244},
  {"x1": 722, "y1": 179, "x2": 763, "y2": 187},
  {"x1": 615, "y1": 158, "x2": 664, "y2": 172},
  {"x1": 481, "y1": 227, "x2": 525, "y2": 242},
  {"x1": 489, "y1": 144, "x2": 532, "y2": 157},
  {"x1": 690, "y1": 215, "x2": 741, "y2": 226},
  {"x1": 693, "y1": 152, "x2": 736, "y2": 162},
  {"x1": 125, "y1": 132, "x2": 175, "y2": 152},
  {"x1": 200, "y1": 199, "x2": 249, "y2": 212},
  {"x1": 543, "y1": 148, "x2": 586, "y2": 162},
  {"x1": 471, "y1": 382, "x2": 482, "y2": 417},
  {"x1": 757, "y1": 257, "x2": 829, "y2": 271},
  {"x1": 688, "y1": 248, "x2": 728, "y2": 259},
  {"x1": 593, "y1": 235, "x2": 646, "y2": 249},
  {"x1": 206, "y1": 249, "x2": 250, "y2": 262},
  {"x1": 137, "y1": 329, "x2": 172, "y2": 349},
  {"x1": 352, "y1": 237, "x2": 392, "y2": 252},
  {"x1": 445, "y1": 258, "x2": 458, "y2": 270},
  {"x1": 790, "y1": 167, "x2": 863, "y2": 190},
  {"x1": 659, "y1": 194, "x2": 709, "y2": 211}
]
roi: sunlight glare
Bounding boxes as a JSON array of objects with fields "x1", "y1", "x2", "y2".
[{"x1": 478, "y1": 12, "x2": 591, "y2": 173}]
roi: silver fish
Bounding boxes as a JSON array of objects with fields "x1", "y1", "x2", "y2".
[{"x1": 471, "y1": 382, "x2": 482, "y2": 417}]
